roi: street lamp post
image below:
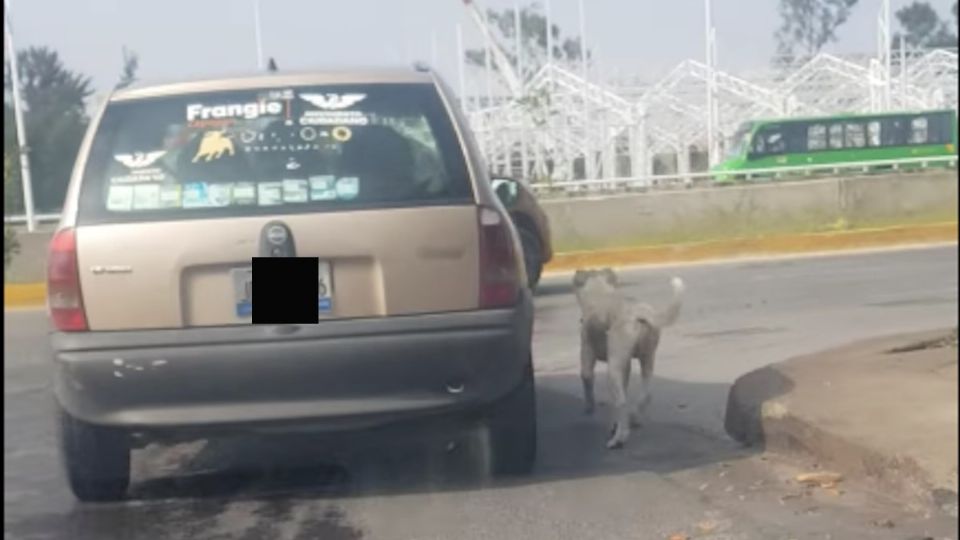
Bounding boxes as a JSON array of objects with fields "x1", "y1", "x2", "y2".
[
  {"x1": 254, "y1": 0, "x2": 264, "y2": 70},
  {"x1": 4, "y1": 0, "x2": 37, "y2": 232}
]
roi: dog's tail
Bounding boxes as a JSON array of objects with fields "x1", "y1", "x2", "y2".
[{"x1": 654, "y1": 277, "x2": 685, "y2": 328}]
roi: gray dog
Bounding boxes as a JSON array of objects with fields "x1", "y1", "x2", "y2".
[{"x1": 573, "y1": 268, "x2": 685, "y2": 449}]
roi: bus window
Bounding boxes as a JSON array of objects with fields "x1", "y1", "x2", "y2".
[
  {"x1": 928, "y1": 113, "x2": 951, "y2": 144},
  {"x1": 845, "y1": 123, "x2": 866, "y2": 148},
  {"x1": 867, "y1": 121, "x2": 882, "y2": 146},
  {"x1": 752, "y1": 128, "x2": 785, "y2": 156},
  {"x1": 882, "y1": 117, "x2": 908, "y2": 146},
  {"x1": 829, "y1": 124, "x2": 844, "y2": 149},
  {"x1": 785, "y1": 124, "x2": 807, "y2": 153},
  {"x1": 807, "y1": 124, "x2": 827, "y2": 150},
  {"x1": 910, "y1": 117, "x2": 928, "y2": 144}
]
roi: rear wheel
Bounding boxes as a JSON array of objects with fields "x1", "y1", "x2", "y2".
[
  {"x1": 517, "y1": 227, "x2": 543, "y2": 291},
  {"x1": 486, "y1": 359, "x2": 537, "y2": 476},
  {"x1": 59, "y1": 409, "x2": 130, "y2": 502}
]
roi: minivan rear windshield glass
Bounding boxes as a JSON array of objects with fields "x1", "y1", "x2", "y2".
[{"x1": 77, "y1": 83, "x2": 473, "y2": 224}]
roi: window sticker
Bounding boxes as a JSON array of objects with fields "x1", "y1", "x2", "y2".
[
  {"x1": 335, "y1": 177, "x2": 360, "y2": 200},
  {"x1": 298, "y1": 93, "x2": 369, "y2": 127},
  {"x1": 208, "y1": 183, "x2": 233, "y2": 207},
  {"x1": 192, "y1": 130, "x2": 236, "y2": 162},
  {"x1": 107, "y1": 185, "x2": 135, "y2": 211},
  {"x1": 299, "y1": 93, "x2": 366, "y2": 110},
  {"x1": 132, "y1": 184, "x2": 162, "y2": 210},
  {"x1": 114, "y1": 151, "x2": 166, "y2": 169},
  {"x1": 159, "y1": 185, "x2": 182, "y2": 208},
  {"x1": 187, "y1": 101, "x2": 283, "y2": 122},
  {"x1": 309, "y1": 175, "x2": 337, "y2": 201},
  {"x1": 331, "y1": 126, "x2": 352, "y2": 142},
  {"x1": 299, "y1": 111, "x2": 370, "y2": 126},
  {"x1": 233, "y1": 182, "x2": 257, "y2": 205},
  {"x1": 257, "y1": 182, "x2": 283, "y2": 206},
  {"x1": 183, "y1": 182, "x2": 211, "y2": 208},
  {"x1": 282, "y1": 179, "x2": 309, "y2": 203},
  {"x1": 110, "y1": 150, "x2": 168, "y2": 184}
]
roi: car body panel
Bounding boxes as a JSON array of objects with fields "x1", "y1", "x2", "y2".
[
  {"x1": 52, "y1": 293, "x2": 533, "y2": 433},
  {"x1": 77, "y1": 206, "x2": 479, "y2": 330}
]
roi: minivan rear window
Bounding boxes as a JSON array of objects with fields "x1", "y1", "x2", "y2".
[{"x1": 77, "y1": 83, "x2": 473, "y2": 225}]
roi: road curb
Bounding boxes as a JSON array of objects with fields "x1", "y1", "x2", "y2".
[
  {"x1": 4, "y1": 222, "x2": 957, "y2": 309},
  {"x1": 724, "y1": 340, "x2": 951, "y2": 511},
  {"x1": 4, "y1": 283, "x2": 46, "y2": 309},
  {"x1": 544, "y1": 221, "x2": 958, "y2": 273}
]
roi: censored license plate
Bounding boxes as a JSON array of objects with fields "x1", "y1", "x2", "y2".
[{"x1": 232, "y1": 261, "x2": 333, "y2": 318}]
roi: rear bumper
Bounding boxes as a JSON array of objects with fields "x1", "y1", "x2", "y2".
[{"x1": 51, "y1": 292, "x2": 533, "y2": 435}]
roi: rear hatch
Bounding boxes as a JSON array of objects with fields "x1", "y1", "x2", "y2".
[{"x1": 67, "y1": 82, "x2": 482, "y2": 330}]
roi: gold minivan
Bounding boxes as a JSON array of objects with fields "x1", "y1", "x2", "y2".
[{"x1": 48, "y1": 67, "x2": 536, "y2": 501}]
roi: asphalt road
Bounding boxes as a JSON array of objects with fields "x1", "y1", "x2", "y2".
[{"x1": 5, "y1": 245, "x2": 958, "y2": 540}]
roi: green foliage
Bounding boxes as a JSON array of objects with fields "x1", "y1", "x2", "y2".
[
  {"x1": 464, "y1": 3, "x2": 589, "y2": 79},
  {"x1": 4, "y1": 157, "x2": 20, "y2": 271},
  {"x1": 893, "y1": 1, "x2": 958, "y2": 49},
  {"x1": 115, "y1": 46, "x2": 139, "y2": 90},
  {"x1": 4, "y1": 46, "x2": 93, "y2": 214},
  {"x1": 774, "y1": 0, "x2": 860, "y2": 62}
]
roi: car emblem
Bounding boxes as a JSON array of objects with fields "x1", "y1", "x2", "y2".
[{"x1": 266, "y1": 225, "x2": 288, "y2": 245}]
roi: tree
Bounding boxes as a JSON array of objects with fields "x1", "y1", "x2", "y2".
[
  {"x1": 774, "y1": 0, "x2": 860, "y2": 62},
  {"x1": 464, "y1": 3, "x2": 590, "y2": 82},
  {"x1": 893, "y1": 1, "x2": 958, "y2": 49},
  {"x1": 4, "y1": 157, "x2": 20, "y2": 271},
  {"x1": 3, "y1": 46, "x2": 93, "y2": 213},
  {"x1": 115, "y1": 46, "x2": 139, "y2": 90}
]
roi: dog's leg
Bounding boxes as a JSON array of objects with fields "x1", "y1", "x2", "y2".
[
  {"x1": 580, "y1": 329, "x2": 597, "y2": 415},
  {"x1": 630, "y1": 329, "x2": 660, "y2": 428},
  {"x1": 605, "y1": 332, "x2": 634, "y2": 449}
]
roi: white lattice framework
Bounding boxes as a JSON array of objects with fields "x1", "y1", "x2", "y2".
[{"x1": 461, "y1": 7, "x2": 958, "y2": 183}]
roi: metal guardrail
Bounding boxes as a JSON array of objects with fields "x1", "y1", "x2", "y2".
[
  {"x1": 3, "y1": 213, "x2": 62, "y2": 226},
  {"x1": 2, "y1": 156, "x2": 956, "y2": 224},
  {"x1": 529, "y1": 155, "x2": 958, "y2": 196}
]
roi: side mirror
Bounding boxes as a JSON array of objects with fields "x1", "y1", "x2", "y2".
[{"x1": 491, "y1": 177, "x2": 520, "y2": 206}]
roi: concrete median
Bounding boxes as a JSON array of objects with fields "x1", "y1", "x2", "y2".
[{"x1": 4, "y1": 170, "x2": 957, "y2": 308}]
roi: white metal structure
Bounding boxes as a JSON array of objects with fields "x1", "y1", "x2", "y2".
[
  {"x1": 4, "y1": 0, "x2": 37, "y2": 232},
  {"x1": 458, "y1": 1, "x2": 959, "y2": 184}
]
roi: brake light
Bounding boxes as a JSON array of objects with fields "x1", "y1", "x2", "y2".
[
  {"x1": 47, "y1": 228, "x2": 88, "y2": 331},
  {"x1": 478, "y1": 206, "x2": 520, "y2": 308}
]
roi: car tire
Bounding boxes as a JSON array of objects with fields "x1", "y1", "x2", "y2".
[
  {"x1": 486, "y1": 358, "x2": 537, "y2": 476},
  {"x1": 517, "y1": 227, "x2": 543, "y2": 291},
  {"x1": 59, "y1": 409, "x2": 130, "y2": 502}
]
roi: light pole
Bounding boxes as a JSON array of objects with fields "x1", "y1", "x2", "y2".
[
  {"x1": 253, "y1": 0, "x2": 264, "y2": 70},
  {"x1": 4, "y1": 0, "x2": 36, "y2": 232},
  {"x1": 705, "y1": 0, "x2": 717, "y2": 168}
]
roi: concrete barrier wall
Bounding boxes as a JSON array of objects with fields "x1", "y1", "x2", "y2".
[
  {"x1": 4, "y1": 171, "x2": 956, "y2": 283},
  {"x1": 542, "y1": 171, "x2": 957, "y2": 252}
]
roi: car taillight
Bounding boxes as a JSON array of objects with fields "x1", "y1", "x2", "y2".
[
  {"x1": 478, "y1": 206, "x2": 520, "y2": 308},
  {"x1": 47, "y1": 228, "x2": 88, "y2": 331}
]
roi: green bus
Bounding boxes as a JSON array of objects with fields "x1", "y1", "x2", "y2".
[{"x1": 712, "y1": 109, "x2": 958, "y2": 180}]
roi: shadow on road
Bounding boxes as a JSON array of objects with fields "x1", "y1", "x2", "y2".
[
  {"x1": 118, "y1": 374, "x2": 754, "y2": 503},
  {"x1": 533, "y1": 281, "x2": 574, "y2": 297}
]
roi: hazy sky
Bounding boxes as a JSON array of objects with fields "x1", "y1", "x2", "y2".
[{"x1": 6, "y1": 0, "x2": 956, "y2": 94}]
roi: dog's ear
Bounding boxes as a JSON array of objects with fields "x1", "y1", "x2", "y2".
[
  {"x1": 573, "y1": 269, "x2": 588, "y2": 288},
  {"x1": 601, "y1": 268, "x2": 618, "y2": 286}
]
